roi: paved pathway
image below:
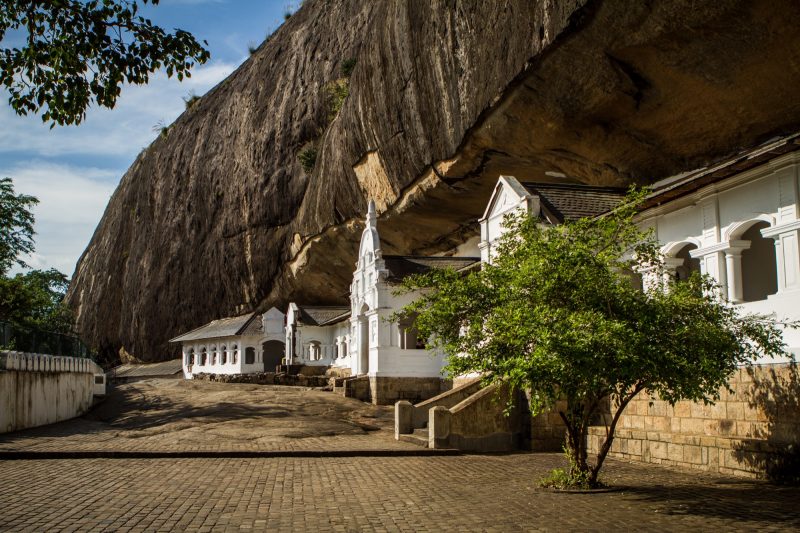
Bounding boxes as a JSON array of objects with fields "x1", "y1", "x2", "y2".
[
  {"x1": 1, "y1": 379, "x2": 798, "y2": 531},
  {"x1": 0, "y1": 379, "x2": 417, "y2": 453},
  {"x1": 1, "y1": 454, "x2": 798, "y2": 532}
]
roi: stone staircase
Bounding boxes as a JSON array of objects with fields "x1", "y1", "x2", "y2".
[
  {"x1": 397, "y1": 426, "x2": 430, "y2": 448},
  {"x1": 395, "y1": 378, "x2": 530, "y2": 452}
]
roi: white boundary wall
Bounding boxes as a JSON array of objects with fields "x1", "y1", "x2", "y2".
[{"x1": 0, "y1": 351, "x2": 105, "y2": 434}]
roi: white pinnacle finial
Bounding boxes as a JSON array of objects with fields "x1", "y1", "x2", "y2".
[{"x1": 366, "y1": 199, "x2": 377, "y2": 227}]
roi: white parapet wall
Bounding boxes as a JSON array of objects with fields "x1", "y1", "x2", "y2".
[{"x1": 0, "y1": 351, "x2": 106, "y2": 434}]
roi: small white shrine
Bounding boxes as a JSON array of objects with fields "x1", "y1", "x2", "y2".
[
  {"x1": 171, "y1": 307, "x2": 286, "y2": 379},
  {"x1": 288, "y1": 200, "x2": 480, "y2": 403},
  {"x1": 285, "y1": 304, "x2": 350, "y2": 367}
]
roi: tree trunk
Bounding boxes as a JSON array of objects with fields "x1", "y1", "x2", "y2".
[
  {"x1": 559, "y1": 410, "x2": 589, "y2": 481},
  {"x1": 589, "y1": 386, "x2": 643, "y2": 486}
]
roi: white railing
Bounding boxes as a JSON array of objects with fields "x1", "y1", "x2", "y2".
[{"x1": 0, "y1": 350, "x2": 102, "y2": 374}]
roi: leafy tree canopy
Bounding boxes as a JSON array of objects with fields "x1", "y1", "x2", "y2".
[
  {"x1": 0, "y1": 177, "x2": 74, "y2": 337},
  {"x1": 396, "y1": 188, "x2": 793, "y2": 488},
  {"x1": 1, "y1": 0, "x2": 210, "y2": 126},
  {"x1": 0, "y1": 268, "x2": 73, "y2": 334},
  {"x1": 0, "y1": 176, "x2": 37, "y2": 274}
]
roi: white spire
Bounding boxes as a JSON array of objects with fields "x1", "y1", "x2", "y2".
[{"x1": 366, "y1": 199, "x2": 377, "y2": 227}]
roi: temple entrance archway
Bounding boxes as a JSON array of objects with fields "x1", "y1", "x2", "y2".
[
  {"x1": 357, "y1": 303, "x2": 370, "y2": 375},
  {"x1": 262, "y1": 340, "x2": 285, "y2": 372}
]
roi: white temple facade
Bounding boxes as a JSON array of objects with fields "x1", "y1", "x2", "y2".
[
  {"x1": 347, "y1": 201, "x2": 480, "y2": 402},
  {"x1": 635, "y1": 137, "x2": 800, "y2": 361},
  {"x1": 286, "y1": 201, "x2": 480, "y2": 403},
  {"x1": 171, "y1": 307, "x2": 286, "y2": 379},
  {"x1": 285, "y1": 304, "x2": 350, "y2": 367},
  {"x1": 479, "y1": 175, "x2": 627, "y2": 264}
]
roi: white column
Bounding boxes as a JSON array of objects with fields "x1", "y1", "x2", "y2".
[
  {"x1": 725, "y1": 249, "x2": 744, "y2": 303},
  {"x1": 692, "y1": 250, "x2": 728, "y2": 299}
]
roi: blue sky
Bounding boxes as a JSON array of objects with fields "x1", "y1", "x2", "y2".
[{"x1": 1, "y1": 0, "x2": 294, "y2": 275}]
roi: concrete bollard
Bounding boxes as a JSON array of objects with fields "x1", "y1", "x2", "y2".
[
  {"x1": 395, "y1": 401, "x2": 413, "y2": 439},
  {"x1": 429, "y1": 406, "x2": 452, "y2": 449}
]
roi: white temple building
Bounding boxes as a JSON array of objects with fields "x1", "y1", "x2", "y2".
[
  {"x1": 634, "y1": 134, "x2": 800, "y2": 361},
  {"x1": 478, "y1": 136, "x2": 800, "y2": 361},
  {"x1": 171, "y1": 307, "x2": 286, "y2": 379},
  {"x1": 285, "y1": 304, "x2": 350, "y2": 367},
  {"x1": 169, "y1": 133, "x2": 799, "y2": 405},
  {"x1": 288, "y1": 200, "x2": 480, "y2": 403},
  {"x1": 479, "y1": 175, "x2": 627, "y2": 264}
]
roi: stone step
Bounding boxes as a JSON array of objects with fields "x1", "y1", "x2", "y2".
[{"x1": 398, "y1": 433, "x2": 429, "y2": 448}]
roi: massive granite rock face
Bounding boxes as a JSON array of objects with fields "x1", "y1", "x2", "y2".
[{"x1": 67, "y1": 0, "x2": 800, "y2": 362}]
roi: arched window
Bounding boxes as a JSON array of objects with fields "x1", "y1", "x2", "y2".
[
  {"x1": 232, "y1": 344, "x2": 238, "y2": 364},
  {"x1": 398, "y1": 314, "x2": 423, "y2": 350},
  {"x1": 210, "y1": 346, "x2": 217, "y2": 366},
  {"x1": 187, "y1": 348, "x2": 195, "y2": 366},
  {"x1": 200, "y1": 347, "x2": 207, "y2": 366},
  {"x1": 741, "y1": 221, "x2": 778, "y2": 302},
  {"x1": 674, "y1": 243, "x2": 701, "y2": 282},
  {"x1": 220, "y1": 345, "x2": 227, "y2": 365},
  {"x1": 245, "y1": 347, "x2": 255, "y2": 365},
  {"x1": 309, "y1": 341, "x2": 321, "y2": 361}
]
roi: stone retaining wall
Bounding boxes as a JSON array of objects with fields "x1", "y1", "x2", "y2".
[
  {"x1": 587, "y1": 364, "x2": 800, "y2": 480},
  {"x1": 369, "y1": 376, "x2": 450, "y2": 405},
  {"x1": 193, "y1": 372, "x2": 329, "y2": 387}
]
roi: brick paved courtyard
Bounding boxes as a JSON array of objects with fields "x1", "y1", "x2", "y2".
[
  {"x1": 0, "y1": 379, "x2": 798, "y2": 531},
  {"x1": 1, "y1": 454, "x2": 798, "y2": 532},
  {"x1": 0, "y1": 379, "x2": 417, "y2": 453}
]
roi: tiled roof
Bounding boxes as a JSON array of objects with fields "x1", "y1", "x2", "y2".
[
  {"x1": 641, "y1": 132, "x2": 800, "y2": 209},
  {"x1": 169, "y1": 313, "x2": 255, "y2": 342},
  {"x1": 520, "y1": 182, "x2": 627, "y2": 223},
  {"x1": 297, "y1": 306, "x2": 351, "y2": 327},
  {"x1": 112, "y1": 359, "x2": 183, "y2": 378},
  {"x1": 383, "y1": 256, "x2": 481, "y2": 283},
  {"x1": 238, "y1": 314, "x2": 264, "y2": 336}
]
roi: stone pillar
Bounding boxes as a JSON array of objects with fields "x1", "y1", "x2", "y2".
[
  {"x1": 395, "y1": 401, "x2": 413, "y2": 438},
  {"x1": 429, "y1": 406, "x2": 452, "y2": 449}
]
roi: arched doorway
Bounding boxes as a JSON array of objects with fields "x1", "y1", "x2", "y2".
[
  {"x1": 262, "y1": 340, "x2": 285, "y2": 372},
  {"x1": 357, "y1": 303, "x2": 370, "y2": 375},
  {"x1": 741, "y1": 221, "x2": 777, "y2": 302},
  {"x1": 674, "y1": 243, "x2": 701, "y2": 282}
]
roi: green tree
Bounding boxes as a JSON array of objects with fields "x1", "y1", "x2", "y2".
[
  {"x1": 0, "y1": 177, "x2": 74, "y2": 337},
  {"x1": 396, "y1": 189, "x2": 793, "y2": 488},
  {"x1": 0, "y1": 268, "x2": 73, "y2": 334},
  {"x1": 0, "y1": 176, "x2": 37, "y2": 274},
  {"x1": 1, "y1": 0, "x2": 210, "y2": 126}
]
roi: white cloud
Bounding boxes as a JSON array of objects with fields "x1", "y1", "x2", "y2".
[
  {"x1": 0, "y1": 59, "x2": 239, "y2": 159},
  {"x1": 3, "y1": 162, "x2": 119, "y2": 276}
]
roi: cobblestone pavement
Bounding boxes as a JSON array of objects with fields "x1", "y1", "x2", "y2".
[
  {"x1": 1, "y1": 379, "x2": 798, "y2": 531},
  {"x1": 0, "y1": 379, "x2": 418, "y2": 453},
  {"x1": 1, "y1": 453, "x2": 798, "y2": 532}
]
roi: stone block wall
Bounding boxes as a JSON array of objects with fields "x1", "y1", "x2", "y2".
[
  {"x1": 369, "y1": 377, "x2": 450, "y2": 405},
  {"x1": 530, "y1": 399, "x2": 568, "y2": 452},
  {"x1": 587, "y1": 364, "x2": 800, "y2": 480}
]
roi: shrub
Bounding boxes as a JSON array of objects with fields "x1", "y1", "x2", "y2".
[
  {"x1": 298, "y1": 146, "x2": 317, "y2": 174},
  {"x1": 341, "y1": 58, "x2": 357, "y2": 78},
  {"x1": 325, "y1": 78, "x2": 349, "y2": 121},
  {"x1": 183, "y1": 92, "x2": 200, "y2": 109}
]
